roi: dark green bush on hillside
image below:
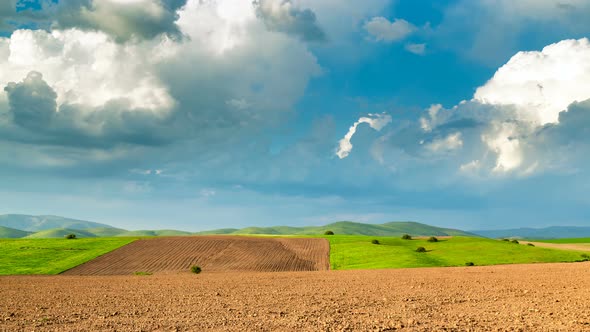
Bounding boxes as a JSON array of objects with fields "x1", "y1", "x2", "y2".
[
  {"x1": 415, "y1": 246, "x2": 426, "y2": 253},
  {"x1": 65, "y1": 233, "x2": 76, "y2": 239},
  {"x1": 371, "y1": 239, "x2": 380, "y2": 245},
  {"x1": 511, "y1": 239, "x2": 519, "y2": 244},
  {"x1": 401, "y1": 234, "x2": 412, "y2": 240},
  {"x1": 465, "y1": 262, "x2": 475, "y2": 266},
  {"x1": 191, "y1": 265, "x2": 202, "y2": 274},
  {"x1": 527, "y1": 243, "x2": 535, "y2": 247},
  {"x1": 427, "y1": 236, "x2": 438, "y2": 242},
  {"x1": 324, "y1": 230, "x2": 334, "y2": 235}
]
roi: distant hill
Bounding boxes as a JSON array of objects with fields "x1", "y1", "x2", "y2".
[
  {"x1": 0, "y1": 226, "x2": 32, "y2": 238},
  {"x1": 0, "y1": 214, "x2": 114, "y2": 232},
  {"x1": 118, "y1": 230, "x2": 193, "y2": 237},
  {"x1": 473, "y1": 226, "x2": 590, "y2": 239},
  {"x1": 25, "y1": 228, "x2": 99, "y2": 239},
  {"x1": 196, "y1": 221, "x2": 476, "y2": 237}
]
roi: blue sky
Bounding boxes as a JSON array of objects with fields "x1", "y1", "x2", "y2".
[{"x1": 1, "y1": 0, "x2": 589, "y2": 231}]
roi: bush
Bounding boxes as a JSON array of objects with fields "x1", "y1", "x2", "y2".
[
  {"x1": 465, "y1": 262, "x2": 475, "y2": 266},
  {"x1": 371, "y1": 239, "x2": 380, "y2": 245},
  {"x1": 427, "y1": 236, "x2": 438, "y2": 243},
  {"x1": 190, "y1": 265, "x2": 202, "y2": 274},
  {"x1": 415, "y1": 246, "x2": 426, "y2": 253},
  {"x1": 64, "y1": 233, "x2": 76, "y2": 239},
  {"x1": 402, "y1": 234, "x2": 412, "y2": 240},
  {"x1": 581, "y1": 254, "x2": 590, "y2": 261},
  {"x1": 527, "y1": 243, "x2": 535, "y2": 247},
  {"x1": 502, "y1": 238, "x2": 510, "y2": 241},
  {"x1": 324, "y1": 230, "x2": 334, "y2": 235},
  {"x1": 511, "y1": 239, "x2": 519, "y2": 244}
]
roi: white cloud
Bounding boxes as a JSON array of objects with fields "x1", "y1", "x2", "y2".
[
  {"x1": 336, "y1": 113, "x2": 392, "y2": 159},
  {"x1": 405, "y1": 43, "x2": 426, "y2": 55},
  {"x1": 364, "y1": 17, "x2": 416, "y2": 43},
  {"x1": 425, "y1": 132, "x2": 463, "y2": 153},
  {"x1": 475, "y1": 38, "x2": 590, "y2": 125}
]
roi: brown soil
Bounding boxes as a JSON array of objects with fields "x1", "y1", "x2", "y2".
[
  {"x1": 2, "y1": 262, "x2": 590, "y2": 331},
  {"x1": 520, "y1": 241, "x2": 590, "y2": 252},
  {"x1": 62, "y1": 236, "x2": 330, "y2": 275}
]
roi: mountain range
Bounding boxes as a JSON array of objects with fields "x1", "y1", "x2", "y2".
[{"x1": 0, "y1": 214, "x2": 588, "y2": 239}]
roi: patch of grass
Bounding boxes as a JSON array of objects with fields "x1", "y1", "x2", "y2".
[
  {"x1": 325, "y1": 235, "x2": 587, "y2": 270},
  {"x1": 534, "y1": 238, "x2": 590, "y2": 244},
  {"x1": 0, "y1": 238, "x2": 136, "y2": 275},
  {"x1": 190, "y1": 265, "x2": 202, "y2": 274},
  {"x1": 134, "y1": 271, "x2": 153, "y2": 276}
]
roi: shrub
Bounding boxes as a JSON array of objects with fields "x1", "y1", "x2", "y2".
[
  {"x1": 415, "y1": 246, "x2": 426, "y2": 253},
  {"x1": 511, "y1": 239, "x2": 519, "y2": 244},
  {"x1": 64, "y1": 233, "x2": 76, "y2": 239},
  {"x1": 371, "y1": 239, "x2": 380, "y2": 245},
  {"x1": 190, "y1": 265, "x2": 202, "y2": 274},
  {"x1": 527, "y1": 243, "x2": 535, "y2": 247},
  {"x1": 581, "y1": 254, "x2": 590, "y2": 261},
  {"x1": 502, "y1": 238, "x2": 510, "y2": 241},
  {"x1": 465, "y1": 262, "x2": 475, "y2": 266},
  {"x1": 427, "y1": 236, "x2": 438, "y2": 243},
  {"x1": 324, "y1": 230, "x2": 334, "y2": 235},
  {"x1": 401, "y1": 234, "x2": 412, "y2": 240}
]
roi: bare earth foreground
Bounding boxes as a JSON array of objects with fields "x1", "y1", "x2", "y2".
[{"x1": 2, "y1": 263, "x2": 590, "y2": 331}]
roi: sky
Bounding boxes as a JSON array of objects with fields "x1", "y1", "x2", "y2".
[{"x1": 1, "y1": 0, "x2": 589, "y2": 231}]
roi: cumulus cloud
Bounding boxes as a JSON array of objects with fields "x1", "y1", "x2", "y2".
[
  {"x1": 370, "y1": 38, "x2": 590, "y2": 177},
  {"x1": 474, "y1": 38, "x2": 590, "y2": 125},
  {"x1": 46, "y1": 0, "x2": 188, "y2": 42},
  {"x1": 364, "y1": 17, "x2": 416, "y2": 43},
  {"x1": 0, "y1": 0, "x2": 321, "y2": 169},
  {"x1": 254, "y1": 0, "x2": 326, "y2": 42},
  {"x1": 336, "y1": 113, "x2": 392, "y2": 159}
]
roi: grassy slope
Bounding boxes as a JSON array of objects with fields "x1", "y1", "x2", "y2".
[
  {"x1": 0, "y1": 238, "x2": 136, "y2": 275},
  {"x1": 327, "y1": 235, "x2": 587, "y2": 270},
  {"x1": 533, "y1": 238, "x2": 590, "y2": 244},
  {"x1": 25, "y1": 228, "x2": 99, "y2": 239},
  {"x1": 0, "y1": 226, "x2": 32, "y2": 238}
]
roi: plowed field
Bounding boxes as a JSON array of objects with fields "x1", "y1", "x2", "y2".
[
  {"x1": 62, "y1": 236, "x2": 329, "y2": 275},
  {"x1": 2, "y1": 263, "x2": 590, "y2": 331}
]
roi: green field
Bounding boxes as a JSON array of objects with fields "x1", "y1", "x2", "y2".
[
  {"x1": 0, "y1": 238, "x2": 136, "y2": 275},
  {"x1": 533, "y1": 238, "x2": 590, "y2": 244},
  {"x1": 327, "y1": 236, "x2": 587, "y2": 270}
]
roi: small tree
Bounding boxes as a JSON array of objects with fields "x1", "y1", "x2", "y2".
[
  {"x1": 427, "y1": 236, "x2": 438, "y2": 243},
  {"x1": 65, "y1": 233, "x2": 76, "y2": 239},
  {"x1": 190, "y1": 265, "x2": 202, "y2": 274},
  {"x1": 465, "y1": 262, "x2": 475, "y2": 266},
  {"x1": 324, "y1": 230, "x2": 334, "y2": 235},
  {"x1": 402, "y1": 234, "x2": 412, "y2": 240},
  {"x1": 371, "y1": 239, "x2": 380, "y2": 245},
  {"x1": 415, "y1": 246, "x2": 426, "y2": 253},
  {"x1": 511, "y1": 239, "x2": 519, "y2": 244}
]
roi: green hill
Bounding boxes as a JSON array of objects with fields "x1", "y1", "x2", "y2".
[
  {"x1": 0, "y1": 214, "x2": 114, "y2": 232},
  {"x1": 25, "y1": 228, "x2": 98, "y2": 239},
  {"x1": 117, "y1": 229, "x2": 193, "y2": 237},
  {"x1": 197, "y1": 221, "x2": 476, "y2": 237},
  {"x1": 85, "y1": 227, "x2": 128, "y2": 237},
  {"x1": 0, "y1": 226, "x2": 32, "y2": 238}
]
